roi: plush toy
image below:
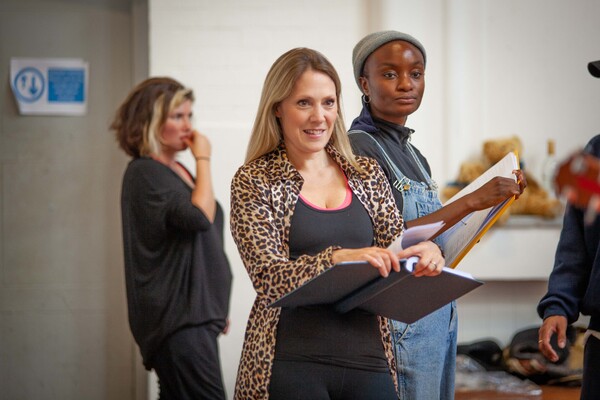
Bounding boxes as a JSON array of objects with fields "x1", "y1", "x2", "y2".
[
  {"x1": 441, "y1": 135, "x2": 562, "y2": 220},
  {"x1": 483, "y1": 135, "x2": 523, "y2": 165}
]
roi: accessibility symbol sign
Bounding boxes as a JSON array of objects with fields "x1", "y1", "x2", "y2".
[
  {"x1": 10, "y1": 58, "x2": 89, "y2": 116},
  {"x1": 13, "y1": 67, "x2": 45, "y2": 103}
]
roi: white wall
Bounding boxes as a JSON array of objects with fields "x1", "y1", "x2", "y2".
[
  {"x1": 147, "y1": 0, "x2": 600, "y2": 397},
  {"x1": 445, "y1": 0, "x2": 600, "y2": 177}
]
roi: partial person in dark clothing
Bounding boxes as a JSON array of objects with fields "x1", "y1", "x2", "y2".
[
  {"x1": 111, "y1": 77, "x2": 232, "y2": 400},
  {"x1": 538, "y1": 135, "x2": 600, "y2": 400},
  {"x1": 348, "y1": 31, "x2": 526, "y2": 400}
]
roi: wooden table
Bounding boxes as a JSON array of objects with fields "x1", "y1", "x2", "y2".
[{"x1": 455, "y1": 385, "x2": 580, "y2": 400}]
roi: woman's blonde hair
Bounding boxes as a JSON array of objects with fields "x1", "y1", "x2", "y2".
[
  {"x1": 245, "y1": 48, "x2": 359, "y2": 168},
  {"x1": 111, "y1": 77, "x2": 194, "y2": 158}
]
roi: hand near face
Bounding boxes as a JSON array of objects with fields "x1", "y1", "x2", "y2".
[{"x1": 183, "y1": 130, "x2": 212, "y2": 161}]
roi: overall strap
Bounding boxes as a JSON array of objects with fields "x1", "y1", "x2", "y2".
[
  {"x1": 349, "y1": 130, "x2": 410, "y2": 192},
  {"x1": 406, "y1": 142, "x2": 438, "y2": 190},
  {"x1": 349, "y1": 130, "x2": 437, "y2": 191}
]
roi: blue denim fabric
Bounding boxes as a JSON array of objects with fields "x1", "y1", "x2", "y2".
[{"x1": 392, "y1": 178, "x2": 458, "y2": 400}]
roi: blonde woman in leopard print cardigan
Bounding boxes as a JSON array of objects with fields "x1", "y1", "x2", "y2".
[{"x1": 230, "y1": 48, "x2": 444, "y2": 400}]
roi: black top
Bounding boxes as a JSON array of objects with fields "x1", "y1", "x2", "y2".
[
  {"x1": 120, "y1": 157, "x2": 232, "y2": 369},
  {"x1": 349, "y1": 104, "x2": 432, "y2": 211},
  {"x1": 275, "y1": 191, "x2": 388, "y2": 372}
]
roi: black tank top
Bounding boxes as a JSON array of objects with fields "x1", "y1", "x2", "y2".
[{"x1": 275, "y1": 190, "x2": 388, "y2": 372}]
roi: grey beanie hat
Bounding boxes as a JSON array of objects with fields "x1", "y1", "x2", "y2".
[{"x1": 352, "y1": 30, "x2": 427, "y2": 88}]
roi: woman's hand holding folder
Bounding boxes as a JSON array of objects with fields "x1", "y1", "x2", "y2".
[{"x1": 331, "y1": 239, "x2": 444, "y2": 279}]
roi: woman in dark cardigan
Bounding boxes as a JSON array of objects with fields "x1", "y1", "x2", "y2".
[{"x1": 112, "y1": 77, "x2": 232, "y2": 400}]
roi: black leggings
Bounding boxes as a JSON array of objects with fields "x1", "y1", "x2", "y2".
[
  {"x1": 268, "y1": 360, "x2": 397, "y2": 400},
  {"x1": 151, "y1": 324, "x2": 226, "y2": 400}
]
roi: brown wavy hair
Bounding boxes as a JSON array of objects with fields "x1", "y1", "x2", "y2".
[{"x1": 111, "y1": 77, "x2": 194, "y2": 158}]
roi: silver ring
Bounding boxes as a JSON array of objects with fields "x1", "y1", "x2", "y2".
[{"x1": 430, "y1": 261, "x2": 437, "y2": 268}]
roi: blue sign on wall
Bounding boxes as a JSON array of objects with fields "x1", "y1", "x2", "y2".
[
  {"x1": 10, "y1": 58, "x2": 88, "y2": 116},
  {"x1": 48, "y1": 68, "x2": 85, "y2": 102}
]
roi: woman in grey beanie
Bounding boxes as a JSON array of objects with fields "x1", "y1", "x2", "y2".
[{"x1": 348, "y1": 30, "x2": 527, "y2": 399}]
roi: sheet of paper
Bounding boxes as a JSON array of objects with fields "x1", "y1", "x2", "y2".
[
  {"x1": 445, "y1": 152, "x2": 519, "y2": 205},
  {"x1": 387, "y1": 221, "x2": 445, "y2": 254},
  {"x1": 442, "y1": 209, "x2": 491, "y2": 266},
  {"x1": 442, "y1": 152, "x2": 519, "y2": 267}
]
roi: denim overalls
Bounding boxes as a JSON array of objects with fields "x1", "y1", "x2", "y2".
[{"x1": 350, "y1": 131, "x2": 458, "y2": 400}]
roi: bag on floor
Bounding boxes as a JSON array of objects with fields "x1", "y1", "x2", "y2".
[{"x1": 502, "y1": 325, "x2": 584, "y2": 386}]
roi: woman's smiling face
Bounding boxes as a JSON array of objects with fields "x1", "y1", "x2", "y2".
[{"x1": 275, "y1": 69, "x2": 338, "y2": 159}]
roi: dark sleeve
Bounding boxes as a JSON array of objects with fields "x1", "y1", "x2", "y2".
[
  {"x1": 537, "y1": 204, "x2": 590, "y2": 323},
  {"x1": 125, "y1": 159, "x2": 211, "y2": 233}
]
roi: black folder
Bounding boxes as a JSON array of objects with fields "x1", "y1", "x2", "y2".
[{"x1": 269, "y1": 257, "x2": 483, "y2": 323}]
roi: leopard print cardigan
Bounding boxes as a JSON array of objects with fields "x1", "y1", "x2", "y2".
[{"x1": 230, "y1": 143, "x2": 404, "y2": 399}]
